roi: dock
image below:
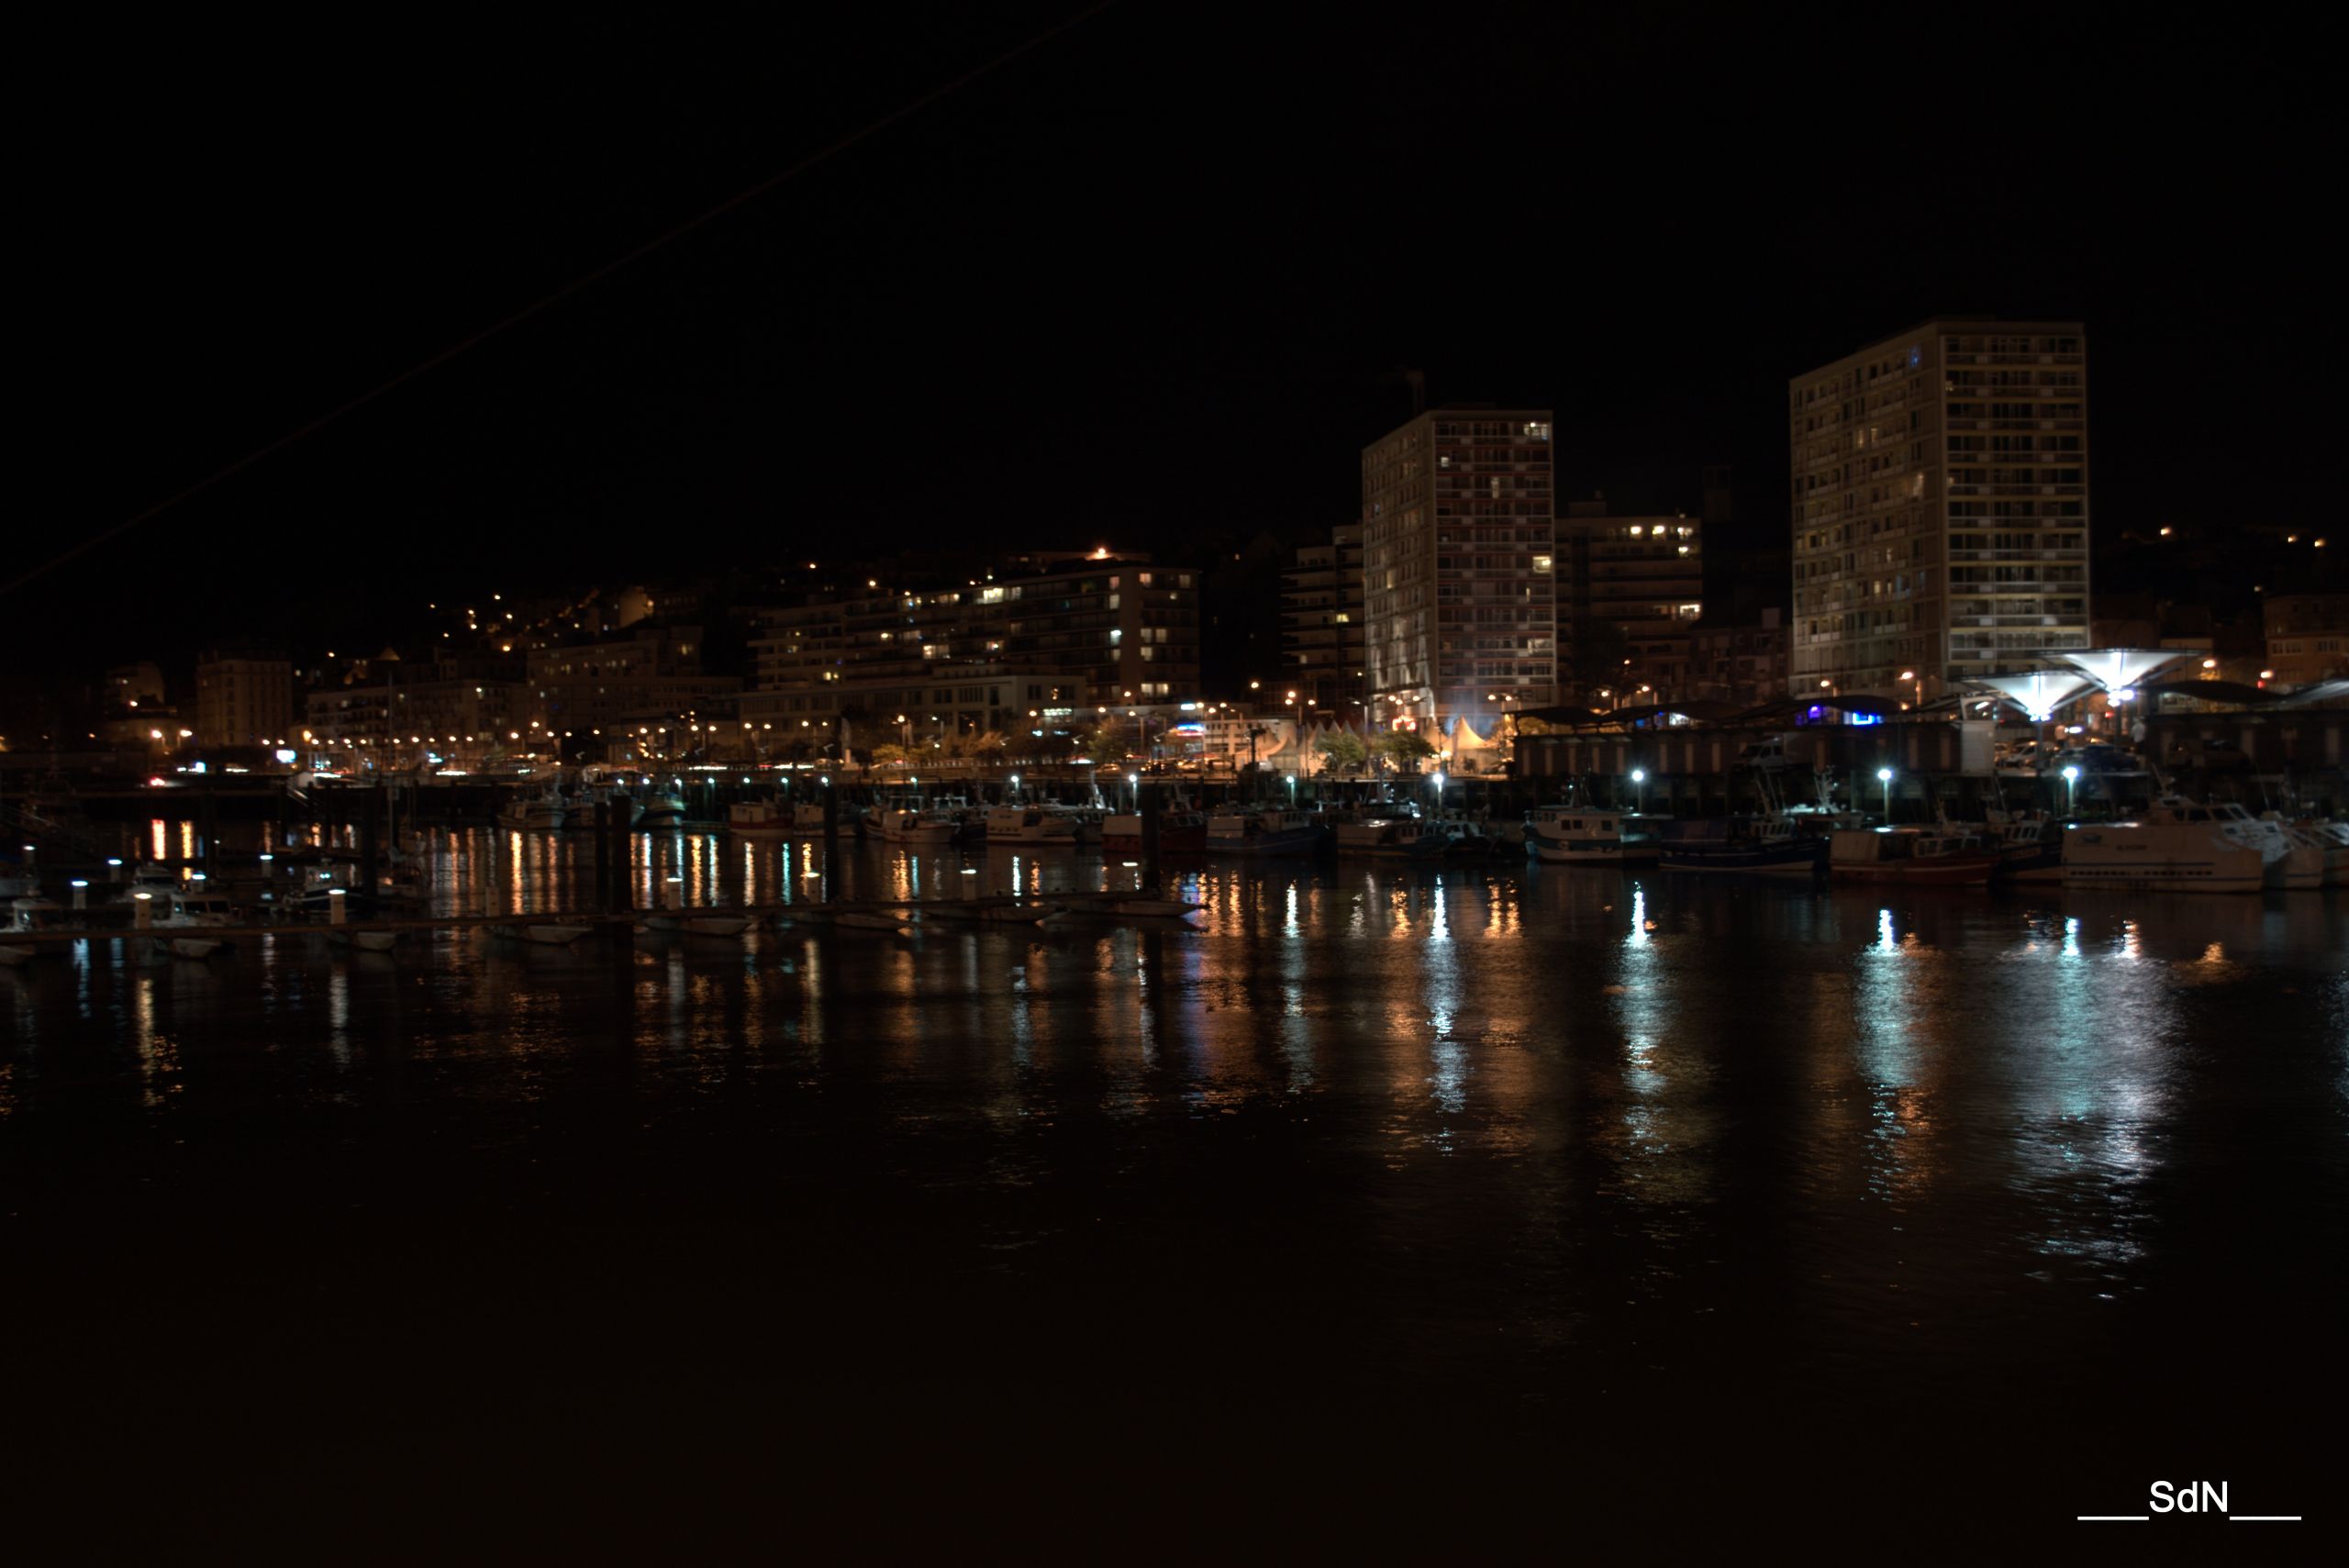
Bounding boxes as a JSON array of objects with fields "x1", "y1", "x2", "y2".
[{"x1": 0, "y1": 888, "x2": 1169, "y2": 952}]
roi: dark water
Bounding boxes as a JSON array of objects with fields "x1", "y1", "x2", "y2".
[{"x1": 6, "y1": 831, "x2": 2345, "y2": 1552}]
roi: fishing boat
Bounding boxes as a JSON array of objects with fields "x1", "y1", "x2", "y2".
[
  {"x1": 150, "y1": 888, "x2": 236, "y2": 959},
  {"x1": 2253, "y1": 812, "x2": 2332, "y2": 890},
  {"x1": 559, "y1": 784, "x2": 643, "y2": 830},
  {"x1": 1101, "y1": 809, "x2": 1208, "y2": 852},
  {"x1": 727, "y1": 799, "x2": 796, "y2": 840},
  {"x1": 1987, "y1": 813, "x2": 2065, "y2": 883},
  {"x1": 1827, "y1": 827, "x2": 2001, "y2": 885},
  {"x1": 1657, "y1": 816, "x2": 1826, "y2": 877},
  {"x1": 983, "y1": 806, "x2": 1081, "y2": 846},
  {"x1": 2060, "y1": 798, "x2": 2277, "y2": 894},
  {"x1": 1527, "y1": 806, "x2": 1662, "y2": 866},
  {"x1": 1363, "y1": 817, "x2": 1452, "y2": 860},
  {"x1": 3, "y1": 896, "x2": 68, "y2": 964},
  {"x1": 1205, "y1": 808, "x2": 1329, "y2": 857},
  {"x1": 833, "y1": 911, "x2": 913, "y2": 935},
  {"x1": 874, "y1": 808, "x2": 958, "y2": 846},
  {"x1": 2290, "y1": 817, "x2": 2349, "y2": 885},
  {"x1": 635, "y1": 788, "x2": 690, "y2": 830},
  {"x1": 496, "y1": 790, "x2": 567, "y2": 832},
  {"x1": 1332, "y1": 807, "x2": 1419, "y2": 855},
  {"x1": 1043, "y1": 805, "x2": 1103, "y2": 844}
]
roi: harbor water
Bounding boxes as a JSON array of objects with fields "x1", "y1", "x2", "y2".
[{"x1": 5, "y1": 830, "x2": 2345, "y2": 1550}]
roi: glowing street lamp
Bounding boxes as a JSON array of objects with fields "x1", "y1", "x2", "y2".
[
  {"x1": 1876, "y1": 765, "x2": 1895, "y2": 823},
  {"x1": 1630, "y1": 766, "x2": 1647, "y2": 813},
  {"x1": 2061, "y1": 763, "x2": 2080, "y2": 817}
]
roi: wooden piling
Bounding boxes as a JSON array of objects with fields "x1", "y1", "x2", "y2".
[
  {"x1": 591, "y1": 801, "x2": 611, "y2": 912},
  {"x1": 1140, "y1": 781, "x2": 1163, "y2": 893}
]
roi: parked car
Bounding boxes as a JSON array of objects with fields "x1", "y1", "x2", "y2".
[{"x1": 2048, "y1": 743, "x2": 2144, "y2": 777}]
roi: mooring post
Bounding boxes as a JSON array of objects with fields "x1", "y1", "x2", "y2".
[
  {"x1": 592, "y1": 801, "x2": 611, "y2": 913},
  {"x1": 1141, "y1": 781, "x2": 1163, "y2": 894},
  {"x1": 358, "y1": 787, "x2": 380, "y2": 897},
  {"x1": 612, "y1": 803, "x2": 633, "y2": 913}
]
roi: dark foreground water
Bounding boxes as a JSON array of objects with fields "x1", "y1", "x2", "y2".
[{"x1": 6, "y1": 832, "x2": 2345, "y2": 1553}]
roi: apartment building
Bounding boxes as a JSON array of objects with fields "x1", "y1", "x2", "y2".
[
  {"x1": 1361, "y1": 408, "x2": 1557, "y2": 732},
  {"x1": 1789, "y1": 320, "x2": 2088, "y2": 697},
  {"x1": 1281, "y1": 523, "x2": 1367, "y2": 721},
  {"x1": 1557, "y1": 500, "x2": 1703, "y2": 702}
]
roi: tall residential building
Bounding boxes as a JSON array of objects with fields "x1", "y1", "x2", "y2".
[
  {"x1": 1556, "y1": 500, "x2": 1703, "y2": 702},
  {"x1": 195, "y1": 649, "x2": 293, "y2": 749},
  {"x1": 1281, "y1": 524, "x2": 1367, "y2": 722},
  {"x1": 1788, "y1": 320, "x2": 2088, "y2": 698},
  {"x1": 1361, "y1": 408, "x2": 1556, "y2": 731}
]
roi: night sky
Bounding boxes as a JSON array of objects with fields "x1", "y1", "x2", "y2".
[{"x1": 16, "y1": 3, "x2": 2330, "y2": 681}]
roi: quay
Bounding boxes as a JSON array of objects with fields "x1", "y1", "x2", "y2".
[{"x1": 0, "y1": 888, "x2": 1159, "y2": 953}]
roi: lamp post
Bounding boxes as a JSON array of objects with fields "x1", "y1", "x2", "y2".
[
  {"x1": 1876, "y1": 765, "x2": 1894, "y2": 824},
  {"x1": 2061, "y1": 764, "x2": 2079, "y2": 817},
  {"x1": 1630, "y1": 766, "x2": 1647, "y2": 814}
]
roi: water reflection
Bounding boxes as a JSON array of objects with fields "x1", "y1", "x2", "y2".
[{"x1": 5, "y1": 834, "x2": 2344, "y2": 1382}]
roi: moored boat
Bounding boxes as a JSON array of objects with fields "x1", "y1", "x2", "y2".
[
  {"x1": 1527, "y1": 806, "x2": 1662, "y2": 866},
  {"x1": 727, "y1": 799, "x2": 796, "y2": 840},
  {"x1": 1106, "y1": 808, "x2": 1208, "y2": 853},
  {"x1": 635, "y1": 789, "x2": 690, "y2": 830},
  {"x1": 496, "y1": 791, "x2": 567, "y2": 832},
  {"x1": 1364, "y1": 817, "x2": 1451, "y2": 860},
  {"x1": 2060, "y1": 798, "x2": 2276, "y2": 894},
  {"x1": 1827, "y1": 827, "x2": 2001, "y2": 885},
  {"x1": 150, "y1": 888, "x2": 236, "y2": 959},
  {"x1": 983, "y1": 806, "x2": 1081, "y2": 846},
  {"x1": 4, "y1": 895, "x2": 69, "y2": 964},
  {"x1": 874, "y1": 807, "x2": 958, "y2": 846},
  {"x1": 1205, "y1": 808, "x2": 1329, "y2": 857},
  {"x1": 1658, "y1": 815, "x2": 1826, "y2": 877}
]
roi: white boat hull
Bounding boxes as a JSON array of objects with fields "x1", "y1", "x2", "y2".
[{"x1": 2062, "y1": 824, "x2": 2267, "y2": 895}]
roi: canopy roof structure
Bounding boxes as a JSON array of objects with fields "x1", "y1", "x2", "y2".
[
  {"x1": 2136, "y1": 679, "x2": 2282, "y2": 707},
  {"x1": 1446, "y1": 716, "x2": 1497, "y2": 754},
  {"x1": 1971, "y1": 670, "x2": 2096, "y2": 722},
  {"x1": 2056, "y1": 648, "x2": 2195, "y2": 693}
]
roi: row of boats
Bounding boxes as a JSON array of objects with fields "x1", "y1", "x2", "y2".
[
  {"x1": 495, "y1": 783, "x2": 690, "y2": 833},
  {"x1": 718, "y1": 790, "x2": 2349, "y2": 894},
  {"x1": 1518, "y1": 798, "x2": 2349, "y2": 892}
]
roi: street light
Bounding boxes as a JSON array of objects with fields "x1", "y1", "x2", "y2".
[
  {"x1": 1876, "y1": 765, "x2": 1894, "y2": 823},
  {"x1": 1630, "y1": 766, "x2": 1647, "y2": 813},
  {"x1": 2061, "y1": 763, "x2": 2080, "y2": 817}
]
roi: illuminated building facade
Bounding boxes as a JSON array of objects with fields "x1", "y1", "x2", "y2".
[
  {"x1": 745, "y1": 552, "x2": 1201, "y2": 733},
  {"x1": 1361, "y1": 408, "x2": 1557, "y2": 731},
  {"x1": 1789, "y1": 320, "x2": 2088, "y2": 697},
  {"x1": 195, "y1": 650, "x2": 293, "y2": 749},
  {"x1": 1556, "y1": 501, "x2": 1703, "y2": 702},
  {"x1": 1282, "y1": 523, "x2": 1366, "y2": 721}
]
